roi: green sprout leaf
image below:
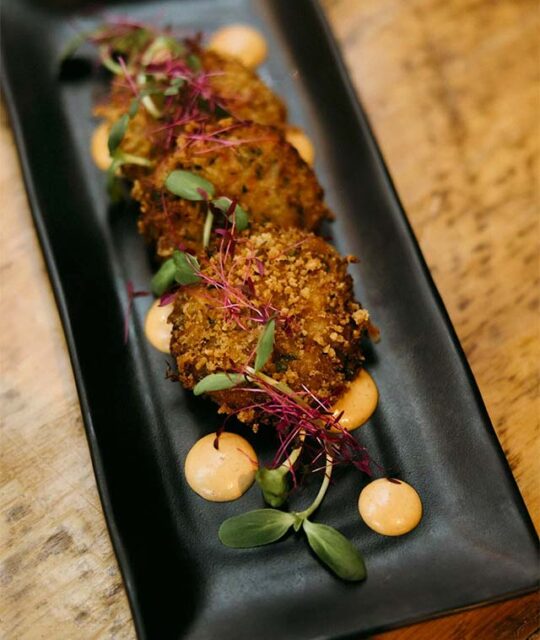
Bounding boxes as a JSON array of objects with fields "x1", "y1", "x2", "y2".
[
  {"x1": 193, "y1": 372, "x2": 244, "y2": 395},
  {"x1": 128, "y1": 98, "x2": 140, "y2": 119},
  {"x1": 165, "y1": 170, "x2": 215, "y2": 201},
  {"x1": 302, "y1": 520, "x2": 366, "y2": 581},
  {"x1": 219, "y1": 509, "x2": 296, "y2": 548},
  {"x1": 187, "y1": 53, "x2": 202, "y2": 71},
  {"x1": 151, "y1": 258, "x2": 176, "y2": 296},
  {"x1": 211, "y1": 197, "x2": 249, "y2": 231},
  {"x1": 202, "y1": 209, "x2": 214, "y2": 249},
  {"x1": 141, "y1": 35, "x2": 185, "y2": 66},
  {"x1": 108, "y1": 114, "x2": 130, "y2": 154},
  {"x1": 172, "y1": 251, "x2": 201, "y2": 285},
  {"x1": 256, "y1": 466, "x2": 289, "y2": 508},
  {"x1": 254, "y1": 318, "x2": 275, "y2": 372}
]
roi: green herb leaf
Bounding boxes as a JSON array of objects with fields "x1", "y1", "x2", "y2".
[
  {"x1": 172, "y1": 251, "x2": 201, "y2": 285},
  {"x1": 202, "y1": 209, "x2": 214, "y2": 249},
  {"x1": 302, "y1": 520, "x2": 366, "y2": 581},
  {"x1": 99, "y1": 48, "x2": 124, "y2": 75},
  {"x1": 165, "y1": 170, "x2": 215, "y2": 201},
  {"x1": 108, "y1": 114, "x2": 130, "y2": 154},
  {"x1": 219, "y1": 509, "x2": 296, "y2": 548},
  {"x1": 256, "y1": 467, "x2": 289, "y2": 508},
  {"x1": 187, "y1": 53, "x2": 202, "y2": 71},
  {"x1": 151, "y1": 258, "x2": 176, "y2": 296},
  {"x1": 164, "y1": 86, "x2": 180, "y2": 96},
  {"x1": 193, "y1": 372, "x2": 244, "y2": 395},
  {"x1": 141, "y1": 35, "x2": 185, "y2": 66},
  {"x1": 254, "y1": 318, "x2": 275, "y2": 371},
  {"x1": 128, "y1": 99, "x2": 140, "y2": 119},
  {"x1": 211, "y1": 197, "x2": 249, "y2": 231}
]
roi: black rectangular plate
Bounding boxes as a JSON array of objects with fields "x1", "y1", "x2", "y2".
[{"x1": 2, "y1": 1, "x2": 538, "y2": 638}]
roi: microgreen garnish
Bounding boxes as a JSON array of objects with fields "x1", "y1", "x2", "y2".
[
  {"x1": 106, "y1": 150, "x2": 152, "y2": 199},
  {"x1": 108, "y1": 113, "x2": 130, "y2": 154},
  {"x1": 151, "y1": 257, "x2": 177, "y2": 296},
  {"x1": 165, "y1": 170, "x2": 215, "y2": 200},
  {"x1": 193, "y1": 372, "x2": 245, "y2": 395},
  {"x1": 172, "y1": 250, "x2": 201, "y2": 285},
  {"x1": 211, "y1": 197, "x2": 249, "y2": 231},
  {"x1": 254, "y1": 318, "x2": 275, "y2": 372},
  {"x1": 220, "y1": 451, "x2": 366, "y2": 581},
  {"x1": 302, "y1": 520, "x2": 366, "y2": 581},
  {"x1": 218, "y1": 510, "x2": 297, "y2": 548},
  {"x1": 202, "y1": 209, "x2": 214, "y2": 249},
  {"x1": 255, "y1": 466, "x2": 290, "y2": 508}
]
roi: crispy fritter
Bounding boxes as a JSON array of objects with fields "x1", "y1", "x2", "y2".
[
  {"x1": 93, "y1": 49, "x2": 286, "y2": 177},
  {"x1": 199, "y1": 50, "x2": 285, "y2": 126},
  {"x1": 132, "y1": 119, "x2": 331, "y2": 258},
  {"x1": 169, "y1": 227, "x2": 369, "y2": 424}
]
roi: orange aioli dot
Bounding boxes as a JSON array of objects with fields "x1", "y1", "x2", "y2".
[
  {"x1": 208, "y1": 24, "x2": 267, "y2": 69},
  {"x1": 358, "y1": 478, "x2": 422, "y2": 536},
  {"x1": 144, "y1": 299, "x2": 174, "y2": 353},
  {"x1": 91, "y1": 121, "x2": 111, "y2": 171},
  {"x1": 285, "y1": 126, "x2": 315, "y2": 165},
  {"x1": 184, "y1": 433, "x2": 258, "y2": 502},
  {"x1": 332, "y1": 369, "x2": 379, "y2": 431}
]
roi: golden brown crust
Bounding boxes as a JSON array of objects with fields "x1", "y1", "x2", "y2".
[
  {"x1": 200, "y1": 50, "x2": 286, "y2": 126},
  {"x1": 132, "y1": 119, "x2": 331, "y2": 258},
  {"x1": 169, "y1": 227, "x2": 368, "y2": 424}
]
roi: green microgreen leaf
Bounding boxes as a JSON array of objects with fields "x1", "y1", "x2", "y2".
[
  {"x1": 219, "y1": 509, "x2": 296, "y2": 548},
  {"x1": 128, "y1": 98, "x2": 140, "y2": 119},
  {"x1": 187, "y1": 53, "x2": 202, "y2": 71},
  {"x1": 108, "y1": 114, "x2": 130, "y2": 154},
  {"x1": 254, "y1": 318, "x2": 275, "y2": 372},
  {"x1": 211, "y1": 197, "x2": 249, "y2": 231},
  {"x1": 99, "y1": 47, "x2": 124, "y2": 75},
  {"x1": 165, "y1": 170, "x2": 215, "y2": 201},
  {"x1": 193, "y1": 372, "x2": 244, "y2": 395},
  {"x1": 151, "y1": 258, "x2": 176, "y2": 296},
  {"x1": 202, "y1": 209, "x2": 214, "y2": 249},
  {"x1": 256, "y1": 467, "x2": 289, "y2": 508},
  {"x1": 302, "y1": 520, "x2": 366, "y2": 581},
  {"x1": 141, "y1": 35, "x2": 185, "y2": 66},
  {"x1": 172, "y1": 250, "x2": 201, "y2": 285},
  {"x1": 164, "y1": 86, "x2": 180, "y2": 96}
]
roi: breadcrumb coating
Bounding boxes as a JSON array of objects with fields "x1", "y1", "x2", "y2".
[
  {"x1": 132, "y1": 119, "x2": 331, "y2": 258},
  {"x1": 169, "y1": 227, "x2": 368, "y2": 424}
]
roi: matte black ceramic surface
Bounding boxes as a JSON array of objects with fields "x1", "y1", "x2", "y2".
[{"x1": 2, "y1": 1, "x2": 538, "y2": 638}]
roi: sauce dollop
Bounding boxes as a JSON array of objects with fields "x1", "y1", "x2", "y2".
[
  {"x1": 144, "y1": 299, "x2": 174, "y2": 353},
  {"x1": 208, "y1": 24, "x2": 267, "y2": 69},
  {"x1": 285, "y1": 126, "x2": 315, "y2": 165},
  {"x1": 332, "y1": 369, "x2": 378, "y2": 431},
  {"x1": 91, "y1": 122, "x2": 111, "y2": 171},
  {"x1": 358, "y1": 478, "x2": 422, "y2": 536},
  {"x1": 184, "y1": 432, "x2": 258, "y2": 502}
]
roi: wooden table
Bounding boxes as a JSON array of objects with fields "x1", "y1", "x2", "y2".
[{"x1": 1, "y1": 0, "x2": 538, "y2": 637}]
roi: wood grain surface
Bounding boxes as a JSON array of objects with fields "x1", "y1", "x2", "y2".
[{"x1": 1, "y1": 0, "x2": 539, "y2": 638}]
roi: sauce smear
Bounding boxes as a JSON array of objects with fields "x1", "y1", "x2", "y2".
[
  {"x1": 184, "y1": 432, "x2": 258, "y2": 502},
  {"x1": 208, "y1": 24, "x2": 267, "y2": 69},
  {"x1": 358, "y1": 478, "x2": 422, "y2": 536},
  {"x1": 144, "y1": 299, "x2": 174, "y2": 353},
  {"x1": 333, "y1": 369, "x2": 378, "y2": 431}
]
